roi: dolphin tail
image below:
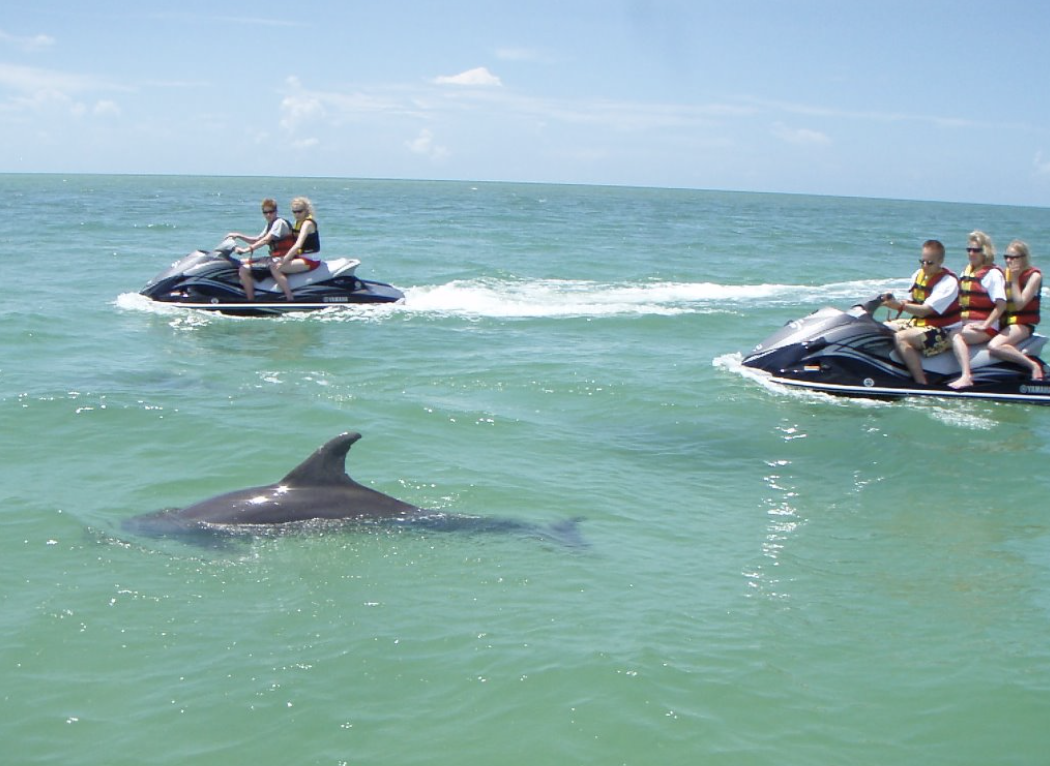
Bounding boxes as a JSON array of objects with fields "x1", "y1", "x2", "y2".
[
  {"x1": 408, "y1": 513, "x2": 588, "y2": 549},
  {"x1": 539, "y1": 517, "x2": 589, "y2": 549}
]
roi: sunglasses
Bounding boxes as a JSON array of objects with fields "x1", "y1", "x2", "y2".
[
  {"x1": 1004, "y1": 254, "x2": 1023, "y2": 260},
  {"x1": 262, "y1": 209, "x2": 276, "y2": 214},
  {"x1": 919, "y1": 259, "x2": 938, "y2": 265},
  {"x1": 291, "y1": 208, "x2": 305, "y2": 214},
  {"x1": 966, "y1": 247, "x2": 983, "y2": 253}
]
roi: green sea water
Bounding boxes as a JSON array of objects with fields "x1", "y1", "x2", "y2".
[{"x1": 3, "y1": 174, "x2": 1050, "y2": 765}]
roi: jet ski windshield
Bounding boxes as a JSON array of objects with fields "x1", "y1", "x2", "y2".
[{"x1": 747, "y1": 305, "x2": 873, "y2": 359}]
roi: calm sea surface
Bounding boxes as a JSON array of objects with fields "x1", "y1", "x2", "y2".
[{"x1": 3, "y1": 174, "x2": 1050, "y2": 765}]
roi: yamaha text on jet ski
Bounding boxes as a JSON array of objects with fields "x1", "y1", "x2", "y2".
[
  {"x1": 741, "y1": 295, "x2": 1050, "y2": 405},
  {"x1": 140, "y1": 238, "x2": 404, "y2": 316}
]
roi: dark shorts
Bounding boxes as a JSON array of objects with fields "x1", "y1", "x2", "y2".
[
  {"x1": 888, "y1": 318, "x2": 954, "y2": 356},
  {"x1": 919, "y1": 327, "x2": 952, "y2": 356}
]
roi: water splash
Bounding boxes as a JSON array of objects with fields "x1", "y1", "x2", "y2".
[{"x1": 116, "y1": 276, "x2": 904, "y2": 323}]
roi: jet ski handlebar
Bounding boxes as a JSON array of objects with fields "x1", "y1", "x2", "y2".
[{"x1": 850, "y1": 294, "x2": 892, "y2": 317}]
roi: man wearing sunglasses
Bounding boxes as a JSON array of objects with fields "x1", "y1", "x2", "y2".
[
  {"x1": 881, "y1": 239, "x2": 961, "y2": 385},
  {"x1": 227, "y1": 198, "x2": 295, "y2": 301}
]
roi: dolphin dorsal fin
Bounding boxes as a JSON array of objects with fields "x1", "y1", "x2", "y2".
[{"x1": 279, "y1": 432, "x2": 363, "y2": 487}]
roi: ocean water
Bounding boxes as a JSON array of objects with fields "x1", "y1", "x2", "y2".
[{"x1": 3, "y1": 174, "x2": 1050, "y2": 765}]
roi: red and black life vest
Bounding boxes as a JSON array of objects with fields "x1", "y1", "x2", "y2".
[
  {"x1": 1003, "y1": 267, "x2": 1042, "y2": 327},
  {"x1": 268, "y1": 218, "x2": 296, "y2": 258},
  {"x1": 958, "y1": 264, "x2": 1002, "y2": 321},
  {"x1": 909, "y1": 267, "x2": 961, "y2": 328}
]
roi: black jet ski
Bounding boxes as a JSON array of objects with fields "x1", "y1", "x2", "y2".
[
  {"x1": 741, "y1": 295, "x2": 1050, "y2": 405},
  {"x1": 140, "y1": 238, "x2": 405, "y2": 316}
]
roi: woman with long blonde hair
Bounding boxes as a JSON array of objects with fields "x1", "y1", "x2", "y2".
[
  {"x1": 987, "y1": 240, "x2": 1044, "y2": 380},
  {"x1": 948, "y1": 230, "x2": 1007, "y2": 389},
  {"x1": 269, "y1": 196, "x2": 322, "y2": 301}
]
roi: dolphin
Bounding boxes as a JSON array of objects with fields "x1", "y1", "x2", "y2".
[{"x1": 124, "y1": 432, "x2": 585, "y2": 547}]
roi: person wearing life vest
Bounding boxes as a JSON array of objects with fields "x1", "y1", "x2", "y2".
[
  {"x1": 268, "y1": 196, "x2": 322, "y2": 301},
  {"x1": 947, "y1": 230, "x2": 1007, "y2": 390},
  {"x1": 988, "y1": 240, "x2": 1045, "y2": 381},
  {"x1": 228, "y1": 198, "x2": 296, "y2": 301},
  {"x1": 881, "y1": 239, "x2": 961, "y2": 384}
]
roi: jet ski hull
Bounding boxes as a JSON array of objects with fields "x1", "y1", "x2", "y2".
[
  {"x1": 140, "y1": 241, "x2": 404, "y2": 316},
  {"x1": 741, "y1": 298, "x2": 1050, "y2": 405}
]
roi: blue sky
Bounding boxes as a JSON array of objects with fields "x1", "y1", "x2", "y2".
[{"x1": 3, "y1": 1, "x2": 1049, "y2": 206}]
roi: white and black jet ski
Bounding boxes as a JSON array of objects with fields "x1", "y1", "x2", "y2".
[
  {"x1": 140, "y1": 238, "x2": 404, "y2": 316},
  {"x1": 741, "y1": 295, "x2": 1050, "y2": 405}
]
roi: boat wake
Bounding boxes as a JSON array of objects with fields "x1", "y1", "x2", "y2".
[
  {"x1": 117, "y1": 276, "x2": 902, "y2": 322},
  {"x1": 713, "y1": 353, "x2": 1000, "y2": 429},
  {"x1": 401, "y1": 276, "x2": 901, "y2": 319},
  {"x1": 713, "y1": 352, "x2": 887, "y2": 408}
]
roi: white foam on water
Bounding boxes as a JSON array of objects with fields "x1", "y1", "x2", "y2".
[{"x1": 115, "y1": 276, "x2": 906, "y2": 323}]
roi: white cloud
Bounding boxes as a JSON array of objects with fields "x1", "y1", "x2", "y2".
[
  {"x1": 0, "y1": 29, "x2": 55, "y2": 53},
  {"x1": 1035, "y1": 151, "x2": 1050, "y2": 177},
  {"x1": 405, "y1": 128, "x2": 449, "y2": 161},
  {"x1": 0, "y1": 86, "x2": 118, "y2": 123},
  {"x1": 279, "y1": 77, "x2": 327, "y2": 131},
  {"x1": 434, "y1": 67, "x2": 502, "y2": 87},
  {"x1": 746, "y1": 96, "x2": 994, "y2": 131},
  {"x1": 0, "y1": 62, "x2": 131, "y2": 122},
  {"x1": 505, "y1": 95, "x2": 750, "y2": 132},
  {"x1": 266, "y1": 75, "x2": 749, "y2": 150},
  {"x1": 292, "y1": 137, "x2": 319, "y2": 150},
  {"x1": 278, "y1": 76, "x2": 416, "y2": 133},
  {"x1": 771, "y1": 122, "x2": 831, "y2": 146},
  {"x1": 93, "y1": 100, "x2": 120, "y2": 117},
  {"x1": 0, "y1": 63, "x2": 119, "y2": 94},
  {"x1": 280, "y1": 94, "x2": 325, "y2": 131}
]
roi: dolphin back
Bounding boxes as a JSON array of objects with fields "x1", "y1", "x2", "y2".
[{"x1": 122, "y1": 431, "x2": 584, "y2": 548}]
